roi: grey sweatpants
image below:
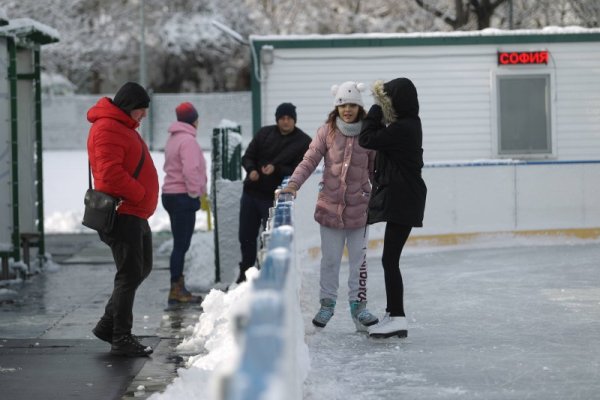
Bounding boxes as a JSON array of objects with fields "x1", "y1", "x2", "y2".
[{"x1": 319, "y1": 225, "x2": 369, "y2": 303}]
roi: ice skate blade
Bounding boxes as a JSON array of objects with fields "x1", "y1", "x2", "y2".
[
  {"x1": 369, "y1": 330, "x2": 408, "y2": 339},
  {"x1": 353, "y1": 319, "x2": 375, "y2": 333}
]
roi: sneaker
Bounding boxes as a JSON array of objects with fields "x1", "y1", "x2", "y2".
[
  {"x1": 368, "y1": 313, "x2": 408, "y2": 338},
  {"x1": 92, "y1": 320, "x2": 113, "y2": 344},
  {"x1": 110, "y1": 334, "x2": 153, "y2": 357},
  {"x1": 312, "y1": 298, "x2": 336, "y2": 328},
  {"x1": 349, "y1": 301, "x2": 379, "y2": 332}
]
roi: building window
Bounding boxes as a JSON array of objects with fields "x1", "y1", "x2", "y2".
[{"x1": 497, "y1": 74, "x2": 551, "y2": 155}]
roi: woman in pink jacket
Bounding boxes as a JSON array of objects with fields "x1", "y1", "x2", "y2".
[
  {"x1": 162, "y1": 102, "x2": 207, "y2": 305},
  {"x1": 282, "y1": 81, "x2": 378, "y2": 332}
]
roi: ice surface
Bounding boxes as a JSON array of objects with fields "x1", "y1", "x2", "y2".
[{"x1": 301, "y1": 241, "x2": 600, "y2": 399}]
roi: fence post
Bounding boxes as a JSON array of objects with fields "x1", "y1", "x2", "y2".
[
  {"x1": 211, "y1": 124, "x2": 242, "y2": 282},
  {"x1": 220, "y1": 124, "x2": 242, "y2": 181}
]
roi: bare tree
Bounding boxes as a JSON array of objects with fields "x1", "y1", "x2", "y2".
[
  {"x1": 2, "y1": 0, "x2": 596, "y2": 93},
  {"x1": 414, "y1": 0, "x2": 509, "y2": 30},
  {"x1": 569, "y1": 0, "x2": 600, "y2": 27}
]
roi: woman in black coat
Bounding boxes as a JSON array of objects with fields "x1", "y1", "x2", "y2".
[{"x1": 358, "y1": 77, "x2": 427, "y2": 338}]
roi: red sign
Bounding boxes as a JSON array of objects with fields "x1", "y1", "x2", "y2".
[{"x1": 498, "y1": 51, "x2": 548, "y2": 65}]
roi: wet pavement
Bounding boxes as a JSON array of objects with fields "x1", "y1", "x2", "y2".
[{"x1": 0, "y1": 232, "x2": 202, "y2": 400}]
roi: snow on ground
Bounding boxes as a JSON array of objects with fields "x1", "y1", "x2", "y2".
[
  {"x1": 43, "y1": 150, "x2": 600, "y2": 400},
  {"x1": 43, "y1": 150, "x2": 212, "y2": 234}
]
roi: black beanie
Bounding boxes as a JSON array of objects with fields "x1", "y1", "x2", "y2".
[
  {"x1": 113, "y1": 82, "x2": 150, "y2": 112},
  {"x1": 275, "y1": 102, "x2": 297, "y2": 122}
]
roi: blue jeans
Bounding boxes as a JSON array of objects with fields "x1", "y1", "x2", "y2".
[{"x1": 162, "y1": 193, "x2": 200, "y2": 283}]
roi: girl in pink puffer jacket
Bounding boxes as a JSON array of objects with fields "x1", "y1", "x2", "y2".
[{"x1": 282, "y1": 81, "x2": 378, "y2": 332}]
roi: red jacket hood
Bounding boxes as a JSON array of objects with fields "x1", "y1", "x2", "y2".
[{"x1": 87, "y1": 97, "x2": 139, "y2": 130}]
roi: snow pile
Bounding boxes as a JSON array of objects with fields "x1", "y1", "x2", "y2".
[
  {"x1": 218, "y1": 119, "x2": 241, "y2": 129},
  {"x1": 148, "y1": 269, "x2": 258, "y2": 400},
  {"x1": 184, "y1": 231, "x2": 218, "y2": 291},
  {"x1": 0, "y1": 288, "x2": 19, "y2": 303}
]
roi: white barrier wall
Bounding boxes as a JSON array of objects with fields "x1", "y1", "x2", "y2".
[
  {"x1": 292, "y1": 161, "x2": 600, "y2": 258},
  {"x1": 423, "y1": 161, "x2": 600, "y2": 235},
  {"x1": 42, "y1": 92, "x2": 253, "y2": 151}
]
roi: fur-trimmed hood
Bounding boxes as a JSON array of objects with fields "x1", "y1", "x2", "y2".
[{"x1": 371, "y1": 78, "x2": 420, "y2": 124}]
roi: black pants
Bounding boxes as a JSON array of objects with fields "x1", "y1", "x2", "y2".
[
  {"x1": 382, "y1": 222, "x2": 412, "y2": 317},
  {"x1": 238, "y1": 192, "x2": 272, "y2": 270},
  {"x1": 98, "y1": 214, "x2": 153, "y2": 337}
]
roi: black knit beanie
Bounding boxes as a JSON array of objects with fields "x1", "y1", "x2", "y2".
[
  {"x1": 275, "y1": 102, "x2": 297, "y2": 122},
  {"x1": 113, "y1": 82, "x2": 150, "y2": 112}
]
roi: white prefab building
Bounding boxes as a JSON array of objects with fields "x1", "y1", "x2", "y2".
[{"x1": 249, "y1": 28, "x2": 600, "y2": 243}]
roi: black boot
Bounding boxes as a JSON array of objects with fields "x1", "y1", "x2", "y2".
[{"x1": 235, "y1": 264, "x2": 250, "y2": 284}]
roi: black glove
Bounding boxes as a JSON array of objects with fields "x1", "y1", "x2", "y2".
[{"x1": 366, "y1": 104, "x2": 384, "y2": 122}]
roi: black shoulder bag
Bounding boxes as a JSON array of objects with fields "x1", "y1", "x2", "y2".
[{"x1": 82, "y1": 144, "x2": 146, "y2": 233}]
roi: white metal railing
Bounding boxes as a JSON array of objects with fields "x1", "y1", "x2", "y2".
[{"x1": 218, "y1": 189, "x2": 308, "y2": 400}]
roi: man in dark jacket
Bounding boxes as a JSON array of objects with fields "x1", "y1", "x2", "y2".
[
  {"x1": 358, "y1": 77, "x2": 427, "y2": 339},
  {"x1": 236, "y1": 102, "x2": 311, "y2": 283},
  {"x1": 87, "y1": 82, "x2": 159, "y2": 357}
]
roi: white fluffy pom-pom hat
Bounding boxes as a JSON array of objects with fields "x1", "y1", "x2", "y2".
[{"x1": 331, "y1": 81, "x2": 366, "y2": 108}]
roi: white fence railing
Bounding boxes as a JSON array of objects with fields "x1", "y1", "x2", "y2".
[{"x1": 218, "y1": 190, "x2": 308, "y2": 400}]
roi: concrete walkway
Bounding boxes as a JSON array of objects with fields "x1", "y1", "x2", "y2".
[{"x1": 0, "y1": 233, "x2": 201, "y2": 400}]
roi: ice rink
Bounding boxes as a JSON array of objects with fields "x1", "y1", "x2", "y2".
[{"x1": 299, "y1": 240, "x2": 600, "y2": 399}]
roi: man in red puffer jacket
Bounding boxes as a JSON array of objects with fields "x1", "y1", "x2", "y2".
[{"x1": 87, "y1": 82, "x2": 159, "y2": 357}]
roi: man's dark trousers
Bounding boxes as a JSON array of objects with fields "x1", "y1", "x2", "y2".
[
  {"x1": 98, "y1": 214, "x2": 153, "y2": 337},
  {"x1": 238, "y1": 191, "x2": 272, "y2": 271}
]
